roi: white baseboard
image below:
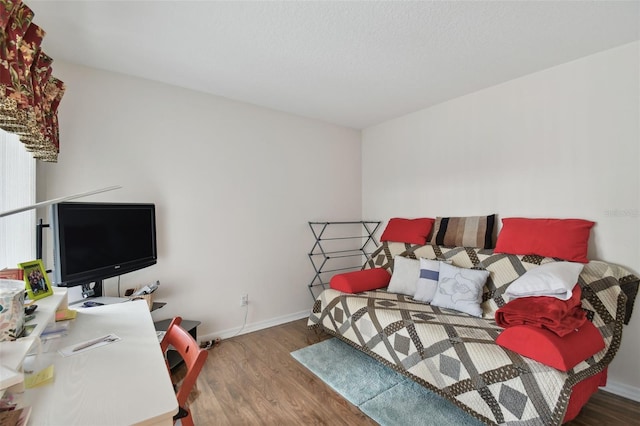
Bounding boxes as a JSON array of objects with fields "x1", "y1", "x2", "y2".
[
  {"x1": 198, "y1": 309, "x2": 311, "y2": 342},
  {"x1": 603, "y1": 380, "x2": 640, "y2": 402}
]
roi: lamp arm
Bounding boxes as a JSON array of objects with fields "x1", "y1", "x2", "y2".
[{"x1": 0, "y1": 186, "x2": 122, "y2": 218}]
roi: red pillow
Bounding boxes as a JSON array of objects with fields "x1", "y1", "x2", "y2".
[
  {"x1": 380, "y1": 218, "x2": 435, "y2": 245},
  {"x1": 329, "y1": 268, "x2": 391, "y2": 293},
  {"x1": 496, "y1": 322, "x2": 604, "y2": 371},
  {"x1": 494, "y1": 218, "x2": 595, "y2": 263}
]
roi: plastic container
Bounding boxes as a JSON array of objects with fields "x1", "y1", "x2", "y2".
[{"x1": 0, "y1": 279, "x2": 25, "y2": 341}]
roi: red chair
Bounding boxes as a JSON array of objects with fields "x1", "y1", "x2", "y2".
[{"x1": 160, "y1": 317, "x2": 208, "y2": 426}]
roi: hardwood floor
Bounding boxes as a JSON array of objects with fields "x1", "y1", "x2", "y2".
[{"x1": 178, "y1": 318, "x2": 640, "y2": 425}]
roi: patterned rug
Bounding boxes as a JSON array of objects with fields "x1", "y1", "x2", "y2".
[{"x1": 291, "y1": 338, "x2": 483, "y2": 426}]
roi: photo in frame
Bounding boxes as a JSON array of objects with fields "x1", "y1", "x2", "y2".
[{"x1": 19, "y1": 259, "x2": 53, "y2": 301}]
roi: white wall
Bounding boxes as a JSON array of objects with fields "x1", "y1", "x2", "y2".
[
  {"x1": 38, "y1": 62, "x2": 361, "y2": 338},
  {"x1": 362, "y1": 42, "x2": 640, "y2": 396}
]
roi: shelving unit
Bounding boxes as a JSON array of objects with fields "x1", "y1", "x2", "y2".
[{"x1": 307, "y1": 221, "x2": 380, "y2": 299}]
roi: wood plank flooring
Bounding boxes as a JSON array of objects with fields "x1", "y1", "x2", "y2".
[{"x1": 177, "y1": 318, "x2": 640, "y2": 425}]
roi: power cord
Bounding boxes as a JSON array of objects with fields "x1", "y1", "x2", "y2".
[
  {"x1": 198, "y1": 302, "x2": 249, "y2": 349},
  {"x1": 230, "y1": 303, "x2": 249, "y2": 338},
  {"x1": 199, "y1": 337, "x2": 221, "y2": 350}
]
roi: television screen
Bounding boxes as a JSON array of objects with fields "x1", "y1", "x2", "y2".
[{"x1": 51, "y1": 202, "x2": 157, "y2": 290}]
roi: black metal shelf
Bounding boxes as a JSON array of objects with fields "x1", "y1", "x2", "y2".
[
  {"x1": 307, "y1": 221, "x2": 380, "y2": 299},
  {"x1": 154, "y1": 319, "x2": 201, "y2": 371}
]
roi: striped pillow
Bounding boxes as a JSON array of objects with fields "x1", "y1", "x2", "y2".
[{"x1": 429, "y1": 215, "x2": 496, "y2": 249}]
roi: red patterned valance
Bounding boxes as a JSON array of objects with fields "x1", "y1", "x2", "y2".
[{"x1": 0, "y1": 0, "x2": 64, "y2": 162}]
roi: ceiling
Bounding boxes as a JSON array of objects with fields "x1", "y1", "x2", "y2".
[{"x1": 28, "y1": 1, "x2": 640, "y2": 129}]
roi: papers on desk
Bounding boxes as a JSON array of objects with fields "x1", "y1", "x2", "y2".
[
  {"x1": 40, "y1": 321, "x2": 70, "y2": 341},
  {"x1": 24, "y1": 365, "x2": 54, "y2": 389},
  {"x1": 58, "y1": 334, "x2": 121, "y2": 357},
  {"x1": 54, "y1": 308, "x2": 77, "y2": 322}
]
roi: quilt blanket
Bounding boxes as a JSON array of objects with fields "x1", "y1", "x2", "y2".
[{"x1": 308, "y1": 243, "x2": 639, "y2": 425}]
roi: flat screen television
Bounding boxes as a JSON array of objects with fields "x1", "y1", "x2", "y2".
[{"x1": 50, "y1": 202, "x2": 157, "y2": 297}]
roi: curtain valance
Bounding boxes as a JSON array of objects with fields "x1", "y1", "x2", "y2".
[{"x1": 0, "y1": 0, "x2": 64, "y2": 162}]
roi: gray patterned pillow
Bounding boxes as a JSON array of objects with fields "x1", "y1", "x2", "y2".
[
  {"x1": 431, "y1": 262, "x2": 489, "y2": 317},
  {"x1": 429, "y1": 214, "x2": 496, "y2": 249}
]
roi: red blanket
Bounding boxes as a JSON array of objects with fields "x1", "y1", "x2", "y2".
[{"x1": 495, "y1": 285, "x2": 587, "y2": 337}]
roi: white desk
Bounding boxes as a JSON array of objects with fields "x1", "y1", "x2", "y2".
[{"x1": 22, "y1": 300, "x2": 178, "y2": 425}]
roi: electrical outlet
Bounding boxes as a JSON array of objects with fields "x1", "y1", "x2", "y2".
[{"x1": 240, "y1": 293, "x2": 249, "y2": 307}]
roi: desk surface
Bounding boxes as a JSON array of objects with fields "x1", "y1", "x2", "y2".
[{"x1": 23, "y1": 300, "x2": 178, "y2": 425}]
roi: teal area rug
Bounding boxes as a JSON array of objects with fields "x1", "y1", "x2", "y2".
[{"x1": 291, "y1": 338, "x2": 484, "y2": 426}]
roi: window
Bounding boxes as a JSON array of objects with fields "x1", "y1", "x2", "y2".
[{"x1": 0, "y1": 130, "x2": 36, "y2": 268}]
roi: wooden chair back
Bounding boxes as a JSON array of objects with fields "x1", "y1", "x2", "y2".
[{"x1": 160, "y1": 317, "x2": 209, "y2": 426}]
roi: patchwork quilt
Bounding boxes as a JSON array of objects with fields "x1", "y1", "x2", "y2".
[{"x1": 308, "y1": 242, "x2": 639, "y2": 425}]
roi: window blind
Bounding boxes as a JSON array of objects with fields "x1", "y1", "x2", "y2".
[{"x1": 0, "y1": 130, "x2": 36, "y2": 269}]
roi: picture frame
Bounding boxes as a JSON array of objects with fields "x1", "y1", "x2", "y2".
[{"x1": 19, "y1": 259, "x2": 53, "y2": 301}]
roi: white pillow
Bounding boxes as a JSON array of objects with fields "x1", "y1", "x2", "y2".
[
  {"x1": 504, "y1": 261, "x2": 584, "y2": 301},
  {"x1": 387, "y1": 256, "x2": 420, "y2": 296},
  {"x1": 414, "y1": 258, "x2": 441, "y2": 303},
  {"x1": 431, "y1": 262, "x2": 489, "y2": 317}
]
